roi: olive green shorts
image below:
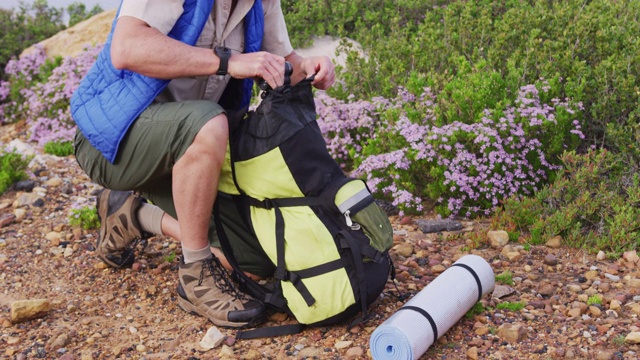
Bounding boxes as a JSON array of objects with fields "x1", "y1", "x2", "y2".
[{"x1": 74, "y1": 100, "x2": 274, "y2": 277}]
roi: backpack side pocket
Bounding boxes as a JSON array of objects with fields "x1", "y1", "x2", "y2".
[{"x1": 335, "y1": 180, "x2": 394, "y2": 253}]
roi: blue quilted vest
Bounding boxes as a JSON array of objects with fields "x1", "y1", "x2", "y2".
[{"x1": 71, "y1": 0, "x2": 264, "y2": 163}]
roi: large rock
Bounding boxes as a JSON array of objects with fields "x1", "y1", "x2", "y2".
[
  {"x1": 415, "y1": 219, "x2": 463, "y2": 233},
  {"x1": 21, "y1": 10, "x2": 116, "y2": 59},
  {"x1": 10, "y1": 299, "x2": 51, "y2": 323}
]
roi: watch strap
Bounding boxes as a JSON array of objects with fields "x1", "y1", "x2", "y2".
[{"x1": 214, "y1": 46, "x2": 231, "y2": 76}]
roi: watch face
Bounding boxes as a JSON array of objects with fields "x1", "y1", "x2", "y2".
[{"x1": 216, "y1": 46, "x2": 231, "y2": 56}]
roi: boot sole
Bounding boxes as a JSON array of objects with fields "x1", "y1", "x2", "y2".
[{"x1": 177, "y1": 296, "x2": 265, "y2": 329}]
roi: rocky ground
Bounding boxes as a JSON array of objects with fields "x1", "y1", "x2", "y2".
[{"x1": 2, "y1": 121, "x2": 640, "y2": 360}]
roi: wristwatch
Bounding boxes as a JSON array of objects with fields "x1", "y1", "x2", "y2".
[{"x1": 214, "y1": 46, "x2": 232, "y2": 76}]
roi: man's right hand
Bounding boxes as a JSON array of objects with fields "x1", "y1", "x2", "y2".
[{"x1": 227, "y1": 52, "x2": 286, "y2": 89}]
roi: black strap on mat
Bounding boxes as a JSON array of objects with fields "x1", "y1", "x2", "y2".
[
  {"x1": 397, "y1": 306, "x2": 438, "y2": 340},
  {"x1": 451, "y1": 263, "x2": 483, "y2": 302}
]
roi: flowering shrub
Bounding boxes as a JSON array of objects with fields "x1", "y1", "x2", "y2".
[
  {"x1": 493, "y1": 149, "x2": 640, "y2": 258},
  {"x1": 316, "y1": 79, "x2": 583, "y2": 217},
  {"x1": 0, "y1": 44, "x2": 102, "y2": 145}
]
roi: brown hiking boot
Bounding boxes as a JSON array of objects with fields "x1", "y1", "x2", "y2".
[
  {"x1": 177, "y1": 256, "x2": 265, "y2": 328},
  {"x1": 96, "y1": 189, "x2": 150, "y2": 268}
]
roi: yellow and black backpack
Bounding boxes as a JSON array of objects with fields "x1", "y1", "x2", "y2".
[{"x1": 215, "y1": 75, "x2": 394, "y2": 338}]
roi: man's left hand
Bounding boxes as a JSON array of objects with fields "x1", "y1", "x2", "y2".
[{"x1": 300, "y1": 56, "x2": 335, "y2": 90}]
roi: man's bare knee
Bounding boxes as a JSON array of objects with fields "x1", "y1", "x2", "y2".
[{"x1": 182, "y1": 114, "x2": 228, "y2": 162}]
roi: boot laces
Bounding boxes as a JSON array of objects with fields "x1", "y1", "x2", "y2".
[{"x1": 198, "y1": 256, "x2": 247, "y2": 301}]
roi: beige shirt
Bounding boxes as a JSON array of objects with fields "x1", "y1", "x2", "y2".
[{"x1": 119, "y1": 0, "x2": 294, "y2": 102}]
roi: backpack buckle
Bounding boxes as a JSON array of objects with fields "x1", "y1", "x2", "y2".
[
  {"x1": 261, "y1": 198, "x2": 274, "y2": 209},
  {"x1": 275, "y1": 268, "x2": 289, "y2": 280}
]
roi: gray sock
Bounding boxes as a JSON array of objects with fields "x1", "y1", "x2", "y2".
[
  {"x1": 182, "y1": 245, "x2": 212, "y2": 264},
  {"x1": 136, "y1": 202, "x2": 165, "y2": 236}
]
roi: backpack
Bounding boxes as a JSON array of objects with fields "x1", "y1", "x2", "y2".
[{"x1": 214, "y1": 76, "x2": 394, "y2": 338}]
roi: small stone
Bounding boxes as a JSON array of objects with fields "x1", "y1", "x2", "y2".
[
  {"x1": 225, "y1": 337, "x2": 236, "y2": 346},
  {"x1": 567, "y1": 308, "x2": 582, "y2": 318},
  {"x1": 335, "y1": 340, "x2": 353, "y2": 349},
  {"x1": 50, "y1": 334, "x2": 69, "y2": 349},
  {"x1": 497, "y1": 323, "x2": 527, "y2": 342},
  {"x1": 623, "y1": 251, "x2": 640, "y2": 264},
  {"x1": 63, "y1": 247, "x2": 73, "y2": 257},
  {"x1": 14, "y1": 180, "x2": 35, "y2": 192},
  {"x1": 597, "y1": 251, "x2": 606, "y2": 261},
  {"x1": 72, "y1": 228, "x2": 83, "y2": 240},
  {"x1": 604, "y1": 273, "x2": 620, "y2": 282},
  {"x1": 46, "y1": 231, "x2": 62, "y2": 243},
  {"x1": 245, "y1": 349, "x2": 261, "y2": 359},
  {"x1": 218, "y1": 345, "x2": 234, "y2": 357},
  {"x1": 545, "y1": 235, "x2": 562, "y2": 248},
  {"x1": 488, "y1": 230, "x2": 509, "y2": 248},
  {"x1": 45, "y1": 177, "x2": 63, "y2": 187},
  {"x1": 584, "y1": 270, "x2": 598, "y2": 281},
  {"x1": 467, "y1": 346, "x2": 479, "y2": 360},
  {"x1": 567, "y1": 284, "x2": 582, "y2": 293},
  {"x1": 625, "y1": 332, "x2": 640, "y2": 344},
  {"x1": 345, "y1": 346, "x2": 364, "y2": 358},
  {"x1": 596, "y1": 350, "x2": 614, "y2": 360},
  {"x1": 589, "y1": 306, "x2": 602, "y2": 317},
  {"x1": 395, "y1": 243, "x2": 414, "y2": 258},
  {"x1": 0, "y1": 214, "x2": 16, "y2": 228},
  {"x1": 610, "y1": 300, "x2": 622, "y2": 311},
  {"x1": 112, "y1": 346, "x2": 122, "y2": 356},
  {"x1": 200, "y1": 326, "x2": 225, "y2": 350},
  {"x1": 431, "y1": 264, "x2": 446, "y2": 273},
  {"x1": 538, "y1": 284, "x2": 555, "y2": 297},
  {"x1": 492, "y1": 285, "x2": 516, "y2": 299},
  {"x1": 506, "y1": 251, "x2": 522, "y2": 262},
  {"x1": 298, "y1": 347, "x2": 323, "y2": 358},
  {"x1": 628, "y1": 278, "x2": 640, "y2": 288},
  {"x1": 626, "y1": 302, "x2": 640, "y2": 316},
  {"x1": 543, "y1": 253, "x2": 558, "y2": 266},
  {"x1": 136, "y1": 344, "x2": 146, "y2": 352},
  {"x1": 14, "y1": 208, "x2": 27, "y2": 222}
]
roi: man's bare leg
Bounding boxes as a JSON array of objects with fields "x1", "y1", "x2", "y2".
[
  {"x1": 172, "y1": 115, "x2": 227, "y2": 256},
  {"x1": 169, "y1": 114, "x2": 264, "y2": 327}
]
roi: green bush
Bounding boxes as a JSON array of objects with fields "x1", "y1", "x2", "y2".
[
  {"x1": 0, "y1": 148, "x2": 32, "y2": 195},
  {"x1": 68, "y1": 205, "x2": 99, "y2": 230},
  {"x1": 43, "y1": 140, "x2": 74, "y2": 156},
  {"x1": 0, "y1": 0, "x2": 65, "y2": 80},
  {"x1": 283, "y1": 0, "x2": 640, "y2": 159},
  {"x1": 494, "y1": 149, "x2": 640, "y2": 257},
  {"x1": 66, "y1": 2, "x2": 103, "y2": 27}
]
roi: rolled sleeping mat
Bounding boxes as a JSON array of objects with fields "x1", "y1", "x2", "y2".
[{"x1": 370, "y1": 254, "x2": 495, "y2": 360}]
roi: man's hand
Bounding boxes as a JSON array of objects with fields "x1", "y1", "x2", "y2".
[
  {"x1": 299, "y1": 56, "x2": 335, "y2": 90},
  {"x1": 227, "y1": 51, "x2": 286, "y2": 89}
]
